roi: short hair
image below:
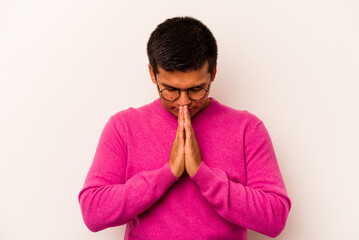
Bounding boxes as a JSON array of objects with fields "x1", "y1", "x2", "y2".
[{"x1": 146, "y1": 16, "x2": 218, "y2": 78}]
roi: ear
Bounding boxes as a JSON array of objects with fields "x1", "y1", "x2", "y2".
[
  {"x1": 148, "y1": 64, "x2": 157, "y2": 84},
  {"x1": 211, "y1": 63, "x2": 217, "y2": 82}
]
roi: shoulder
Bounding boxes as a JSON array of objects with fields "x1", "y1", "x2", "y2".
[
  {"x1": 213, "y1": 99, "x2": 263, "y2": 130},
  {"x1": 109, "y1": 100, "x2": 155, "y2": 128},
  {"x1": 215, "y1": 102, "x2": 273, "y2": 145}
]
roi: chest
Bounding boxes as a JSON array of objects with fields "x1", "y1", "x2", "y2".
[{"x1": 125, "y1": 120, "x2": 247, "y2": 185}]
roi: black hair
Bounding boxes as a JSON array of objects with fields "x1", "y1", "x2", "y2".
[{"x1": 146, "y1": 16, "x2": 218, "y2": 78}]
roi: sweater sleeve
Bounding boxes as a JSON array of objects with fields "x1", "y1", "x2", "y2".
[
  {"x1": 189, "y1": 121, "x2": 291, "y2": 238},
  {"x1": 78, "y1": 115, "x2": 179, "y2": 232}
]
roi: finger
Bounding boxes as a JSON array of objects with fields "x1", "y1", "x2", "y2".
[
  {"x1": 186, "y1": 106, "x2": 194, "y2": 135},
  {"x1": 185, "y1": 106, "x2": 197, "y2": 140},
  {"x1": 177, "y1": 106, "x2": 181, "y2": 133},
  {"x1": 178, "y1": 106, "x2": 185, "y2": 140},
  {"x1": 184, "y1": 106, "x2": 192, "y2": 137},
  {"x1": 184, "y1": 105, "x2": 191, "y2": 124},
  {"x1": 184, "y1": 120, "x2": 192, "y2": 151},
  {"x1": 182, "y1": 106, "x2": 187, "y2": 142},
  {"x1": 177, "y1": 106, "x2": 181, "y2": 125}
]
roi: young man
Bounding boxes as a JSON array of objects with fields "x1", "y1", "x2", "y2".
[{"x1": 78, "y1": 16, "x2": 291, "y2": 239}]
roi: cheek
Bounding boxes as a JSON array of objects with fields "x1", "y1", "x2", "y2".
[
  {"x1": 162, "y1": 102, "x2": 172, "y2": 108},
  {"x1": 169, "y1": 103, "x2": 176, "y2": 109},
  {"x1": 195, "y1": 99, "x2": 206, "y2": 108},
  {"x1": 160, "y1": 99, "x2": 176, "y2": 112}
]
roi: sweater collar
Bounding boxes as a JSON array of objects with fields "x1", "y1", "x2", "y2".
[{"x1": 152, "y1": 96, "x2": 218, "y2": 122}]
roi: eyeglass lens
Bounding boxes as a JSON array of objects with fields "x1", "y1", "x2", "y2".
[{"x1": 162, "y1": 88, "x2": 206, "y2": 101}]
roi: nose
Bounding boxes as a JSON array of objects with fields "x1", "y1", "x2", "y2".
[{"x1": 177, "y1": 90, "x2": 191, "y2": 107}]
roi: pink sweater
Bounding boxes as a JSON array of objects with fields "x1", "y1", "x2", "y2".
[{"x1": 78, "y1": 97, "x2": 291, "y2": 239}]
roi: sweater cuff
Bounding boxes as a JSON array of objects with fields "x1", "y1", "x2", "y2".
[
  {"x1": 162, "y1": 162, "x2": 181, "y2": 183},
  {"x1": 189, "y1": 161, "x2": 215, "y2": 189}
]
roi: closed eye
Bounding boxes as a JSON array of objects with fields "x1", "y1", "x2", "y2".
[
  {"x1": 191, "y1": 88, "x2": 202, "y2": 91},
  {"x1": 166, "y1": 88, "x2": 177, "y2": 92}
]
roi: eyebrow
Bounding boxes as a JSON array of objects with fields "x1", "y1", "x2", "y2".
[{"x1": 160, "y1": 82, "x2": 208, "y2": 89}]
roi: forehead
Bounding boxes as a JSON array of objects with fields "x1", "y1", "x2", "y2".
[
  {"x1": 157, "y1": 60, "x2": 209, "y2": 75},
  {"x1": 156, "y1": 62, "x2": 210, "y2": 88}
]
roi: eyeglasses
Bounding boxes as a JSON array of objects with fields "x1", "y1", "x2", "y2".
[{"x1": 155, "y1": 76, "x2": 212, "y2": 102}]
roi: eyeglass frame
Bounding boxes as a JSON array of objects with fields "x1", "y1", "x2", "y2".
[{"x1": 155, "y1": 74, "x2": 212, "y2": 102}]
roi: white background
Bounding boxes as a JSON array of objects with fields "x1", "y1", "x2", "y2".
[{"x1": 1, "y1": 1, "x2": 358, "y2": 239}]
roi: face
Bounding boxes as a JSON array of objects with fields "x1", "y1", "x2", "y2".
[{"x1": 149, "y1": 61, "x2": 216, "y2": 118}]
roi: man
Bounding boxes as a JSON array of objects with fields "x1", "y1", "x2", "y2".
[{"x1": 78, "y1": 16, "x2": 291, "y2": 239}]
